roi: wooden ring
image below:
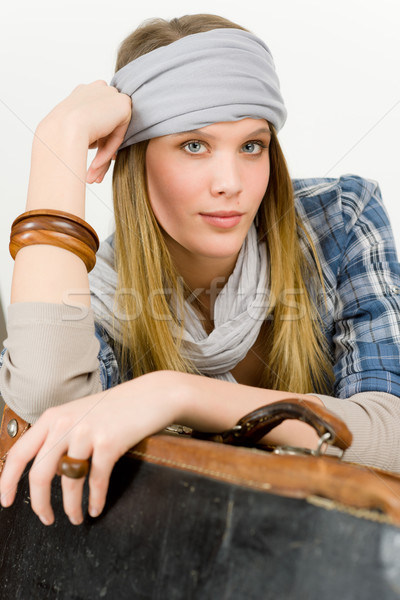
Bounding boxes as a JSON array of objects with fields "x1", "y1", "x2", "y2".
[{"x1": 59, "y1": 455, "x2": 90, "y2": 479}]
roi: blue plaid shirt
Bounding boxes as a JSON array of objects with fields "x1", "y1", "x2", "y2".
[
  {"x1": 2, "y1": 174, "x2": 400, "y2": 399},
  {"x1": 293, "y1": 174, "x2": 400, "y2": 397}
]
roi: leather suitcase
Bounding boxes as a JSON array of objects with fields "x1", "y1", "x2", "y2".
[{"x1": 1, "y1": 399, "x2": 400, "y2": 599}]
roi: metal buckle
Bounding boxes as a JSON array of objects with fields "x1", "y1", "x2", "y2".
[
  {"x1": 272, "y1": 432, "x2": 341, "y2": 458},
  {"x1": 164, "y1": 424, "x2": 193, "y2": 436}
]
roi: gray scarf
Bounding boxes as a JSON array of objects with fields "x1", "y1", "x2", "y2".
[
  {"x1": 110, "y1": 28, "x2": 287, "y2": 148},
  {"x1": 89, "y1": 224, "x2": 269, "y2": 381}
]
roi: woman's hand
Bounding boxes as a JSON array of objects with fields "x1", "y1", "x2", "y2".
[
  {"x1": 0, "y1": 372, "x2": 184, "y2": 526},
  {"x1": 0, "y1": 368, "x2": 325, "y2": 527},
  {"x1": 40, "y1": 79, "x2": 132, "y2": 185}
]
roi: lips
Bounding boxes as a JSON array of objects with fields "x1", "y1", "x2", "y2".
[
  {"x1": 199, "y1": 211, "x2": 244, "y2": 229},
  {"x1": 200, "y1": 211, "x2": 243, "y2": 217}
]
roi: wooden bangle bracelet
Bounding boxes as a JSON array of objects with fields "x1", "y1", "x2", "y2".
[
  {"x1": 11, "y1": 218, "x2": 98, "y2": 254},
  {"x1": 11, "y1": 209, "x2": 99, "y2": 251},
  {"x1": 10, "y1": 229, "x2": 97, "y2": 272}
]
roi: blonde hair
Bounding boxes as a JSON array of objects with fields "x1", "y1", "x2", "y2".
[{"x1": 112, "y1": 14, "x2": 335, "y2": 394}]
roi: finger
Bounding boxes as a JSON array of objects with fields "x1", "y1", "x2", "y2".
[
  {"x1": 61, "y1": 475, "x2": 87, "y2": 525},
  {"x1": 86, "y1": 142, "x2": 111, "y2": 182},
  {"x1": 60, "y1": 440, "x2": 92, "y2": 525},
  {"x1": 86, "y1": 119, "x2": 126, "y2": 183},
  {"x1": 86, "y1": 164, "x2": 109, "y2": 184},
  {"x1": 0, "y1": 419, "x2": 50, "y2": 508},
  {"x1": 87, "y1": 145, "x2": 112, "y2": 183},
  {"x1": 87, "y1": 150, "x2": 118, "y2": 183},
  {"x1": 89, "y1": 159, "x2": 112, "y2": 184},
  {"x1": 90, "y1": 119, "x2": 128, "y2": 171},
  {"x1": 87, "y1": 446, "x2": 119, "y2": 518},
  {"x1": 28, "y1": 436, "x2": 69, "y2": 526},
  {"x1": 86, "y1": 162, "x2": 111, "y2": 184}
]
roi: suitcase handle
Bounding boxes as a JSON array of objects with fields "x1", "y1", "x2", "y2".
[
  {"x1": 0, "y1": 397, "x2": 352, "y2": 480},
  {"x1": 192, "y1": 397, "x2": 353, "y2": 453}
]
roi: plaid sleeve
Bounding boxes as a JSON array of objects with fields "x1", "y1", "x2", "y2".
[
  {"x1": 333, "y1": 177, "x2": 400, "y2": 397},
  {"x1": 0, "y1": 347, "x2": 5, "y2": 371},
  {"x1": 0, "y1": 347, "x2": 4, "y2": 402},
  {"x1": 95, "y1": 323, "x2": 121, "y2": 390}
]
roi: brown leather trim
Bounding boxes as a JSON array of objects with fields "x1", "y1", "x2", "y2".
[
  {"x1": 193, "y1": 397, "x2": 353, "y2": 450},
  {"x1": 234, "y1": 398, "x2": 353, "y2": 450},
  {"x1": 0, "y1": 405, "x2": 31, "y2": 474},
  {"x1": 127, "y1": 434, "x2": 400, "y2": 525},
  {"x1": 1, "y1": 403, "x2": 399, "y2": 526}
]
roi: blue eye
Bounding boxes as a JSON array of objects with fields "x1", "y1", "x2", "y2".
[
  {"x1": 184, "y1": 141, "x2": 206, "y2": 154},
  {"x1": 243, "y1": 141, "x2": 265, "y2": 154}
]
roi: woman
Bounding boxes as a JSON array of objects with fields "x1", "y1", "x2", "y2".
[{"x1": 1, "y1": 14, "x2": 400, "y2": 526}]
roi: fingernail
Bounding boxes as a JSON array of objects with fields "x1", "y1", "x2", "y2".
[
  {"x1": 89, "y1": 506, "x2": 99, "y2": 517},
  {"x1": 70, "y1": 515, "x2": 83, "y2": 526},
  {"x1": 39, "y1": 515, "x2": 51, "y2": 526},
  {"x1": 1, "y1": 494, "x2": 10, "y2": 507}
]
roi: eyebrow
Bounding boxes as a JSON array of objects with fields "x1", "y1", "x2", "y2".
[{"x1": 170, "y1": 126, "x2": 271, "y2": 140}]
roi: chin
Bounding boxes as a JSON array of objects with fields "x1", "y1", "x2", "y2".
[{"x1": 195, "y1": 240, "x2": 245, "y2": 260}]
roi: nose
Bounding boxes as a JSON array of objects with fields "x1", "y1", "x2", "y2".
[{"x1": 210, "y1": 153, "x2": 243, "y2": 198}]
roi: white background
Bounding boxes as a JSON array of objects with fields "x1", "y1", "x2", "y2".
[{"x1": 1, "y1": 0, "x2": 400, "y2": 318}]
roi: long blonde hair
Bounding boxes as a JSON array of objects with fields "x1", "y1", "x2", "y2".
[{"x1": 112, "y1": 14, "x2": 335, "y2": 394}]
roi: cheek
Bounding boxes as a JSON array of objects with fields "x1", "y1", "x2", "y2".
[
  {"x1": 146, "y1": 159, "x2": 194, "y2": 231},
  {"x1": 246, "y1": 157, "x2": 270, "y2": 201},
  {"x1": 147, "y1": 155, "x2": 194, "y2": 211}
]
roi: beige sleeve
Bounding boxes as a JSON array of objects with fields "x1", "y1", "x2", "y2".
[
  {"x1": 0, "y1": 302, "x2": 103, "y2": 424},
  {"x1": 308, "y1": 391, "x2": 400, "y2": 472}
]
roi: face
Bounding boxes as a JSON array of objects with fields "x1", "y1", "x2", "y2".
[{"x1": 145, "y1": 118, "x2": 271, "y2": 271}]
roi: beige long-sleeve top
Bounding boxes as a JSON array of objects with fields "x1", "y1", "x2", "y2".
[
  {"x1": 1, "y1": 302, "x2": 400, "y2": 472},
  {"x1": 0, "y1": 302, "x2": 103, "y2": 419}
]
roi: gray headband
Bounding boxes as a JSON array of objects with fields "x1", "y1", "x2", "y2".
[{"x1": 110, "y1": 28, "x2": 287, "y2": 150}]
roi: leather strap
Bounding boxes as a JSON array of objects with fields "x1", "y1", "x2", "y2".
[
  {"x1": 0, "y1": 404, "x2": 31, "y2": 474},
  {"x1": 193, "y1": 397, "x2": 353, "y2": 451}
]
